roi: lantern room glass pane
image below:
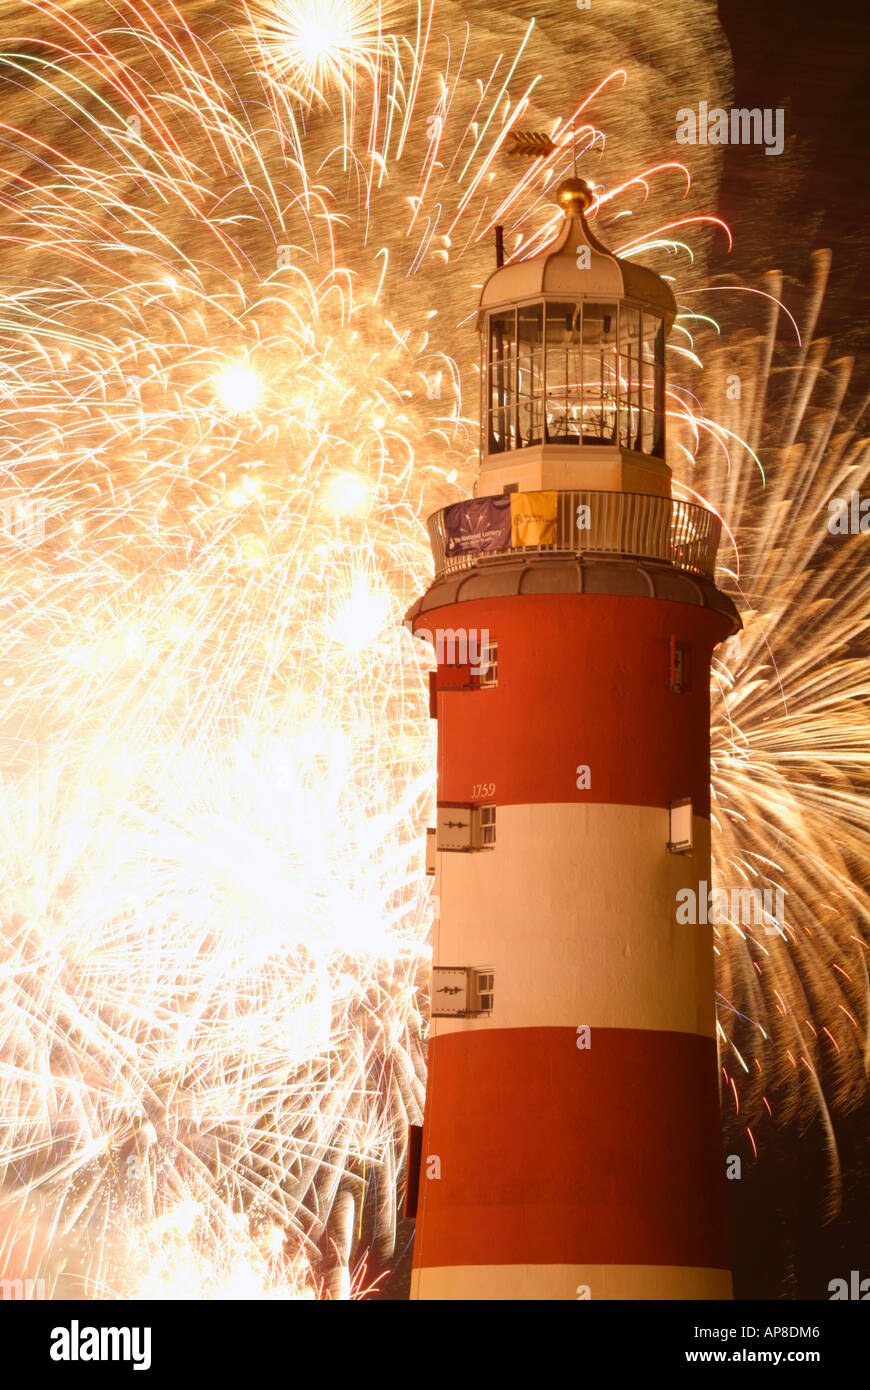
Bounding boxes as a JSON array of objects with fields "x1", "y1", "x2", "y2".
[
  {"x1": 544, "y1": 301, "x2": 582, "y2": 444},
  {"x1": 517, "y1": 303, "x2": 543, "y2": 447},
  {"x1": 484, "y1": 301, "x2": 663, "y2": 456},
  {"x1": 580, "y1": 303, "x2": 618, "y2": 445},
  {"x1": 488, "y1": 309, "x2": 516, "y2": 453},
  {"x1": 651, "y1": 314, "x2": 666, "y2": 457},
  {"x1": 640, "y1": 313, "x2": 664, "y2": 456},
  {"x1": 618, "y1": 306, "x2": 641, "y2": 450}
]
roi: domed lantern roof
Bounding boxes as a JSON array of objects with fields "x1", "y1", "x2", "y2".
[
  {"x1": 480, "y1": 178, "x2": 678, "y2": 324},
  {"x1": 476, "y1": 178, "x2": 678, "y2": 500}
]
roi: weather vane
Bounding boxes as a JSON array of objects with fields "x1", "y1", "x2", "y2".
[{"x1": 506, "y1": 119, "x2": 579, "y2": 174}]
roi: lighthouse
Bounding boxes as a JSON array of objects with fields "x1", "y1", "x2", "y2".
[{"x1": 405, "y1": 178, "x2": 738, "y2": 1300}]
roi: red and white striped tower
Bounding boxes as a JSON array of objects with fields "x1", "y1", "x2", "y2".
[{"x1": 406, "y1": 179, "x2": 739, "y2": 1301}]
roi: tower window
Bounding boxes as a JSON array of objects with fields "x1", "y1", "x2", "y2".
[
  {"x1": 668, "y1": 638, "x2": 690, "y2": 692},
  {"x1": 430, "y1": 967, "x2": 495, "y2": 1017},
  {"x1": 668, "y1": 799, "x2": 693, "y2": 854},
  {"x1": 478, "y1": 640, "x2": 498, "y2": 688},
  {"x1": 474, "y1": 970, "x2": 495, "y2": 1015},
  {"x1": 436, "y1": 804, "x2": 496, "y2": 851}
]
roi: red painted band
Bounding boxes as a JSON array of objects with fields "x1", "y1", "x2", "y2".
[
  {"x1": 414, "y1": 593, "x2": 728, "y2": 815},
  {"x1": 412, "y1": 1025, "x2": 730, "y2": 1272}
]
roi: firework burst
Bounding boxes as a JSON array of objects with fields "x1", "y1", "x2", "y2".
[{"x1": 687, "y1": 251, "x2": 870, "y2": 1213}]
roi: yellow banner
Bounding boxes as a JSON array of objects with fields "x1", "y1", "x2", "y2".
[{"x1": 510, "y1": 490, "x2": 558, "y2": 546}]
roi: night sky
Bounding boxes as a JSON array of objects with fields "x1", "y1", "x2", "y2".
[
  {"x1": 715, "y1": 0, "x2": 870, "y2": 362},
  {"x1": 714, "y1": 0, "x2": 869, "y2": 1301}
]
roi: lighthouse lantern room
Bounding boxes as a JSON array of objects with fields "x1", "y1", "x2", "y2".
[{"x1": 479, "y1": 177, "x2": 675, "y2": 499}]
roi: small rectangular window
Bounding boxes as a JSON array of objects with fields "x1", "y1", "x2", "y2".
[
  {"x1": 668, "y1": 798, "x2": 693, "y2": 854},
  {"x1": 478, "y1": 640, "x2": 498, "y2": 688},
  {"x1": 474, "y1": 968, "x2": 495, "y2": 1015},
  {"x1": 437, "y1": 805, "x2": 495, "y2": 851},
  {"x1": 431, "y1": 966, "x2": 494, "y2": 1017},
  {"x1": 668, "y1": 637, "x2": 690, "y2": 692}
]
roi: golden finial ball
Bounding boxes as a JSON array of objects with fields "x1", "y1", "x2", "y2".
[{"x1": 555, "y1": 177, "x2": 593, "y2": 216}]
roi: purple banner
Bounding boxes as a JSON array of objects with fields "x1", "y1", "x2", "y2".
[{"x1": 443, "y1": 496, "x2": 512, "y2": 556}]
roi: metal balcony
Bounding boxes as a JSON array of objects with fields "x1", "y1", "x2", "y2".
[{"x1": 426, "y1": 490, "x2": 721, "y2": 580}]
